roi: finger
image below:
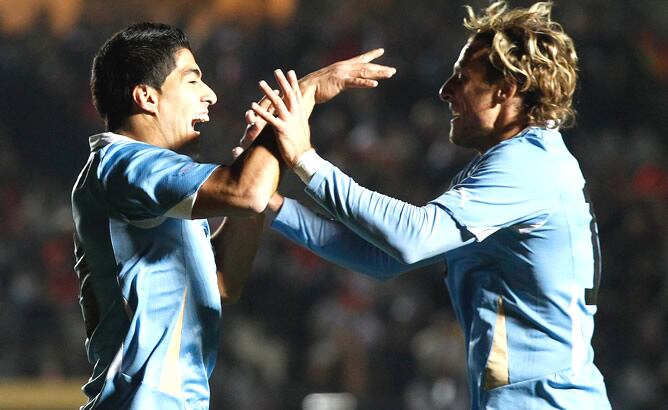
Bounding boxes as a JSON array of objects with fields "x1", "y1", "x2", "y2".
[
  {"x1": 247, "y1": 108, "x2": 267, "y2": 127},
  {"x1": 346, "y1": 48, "x2": 385, "y2": 63},
  {"x1": 257, "y1": 95, "x2": 273, "y2": 110},
  {"x1": 251, "y1": 101, "x2": 283, "y2": 128},
  {"x1": 258, "y1": 92, "x2": 279, "y2": 117},
  {"x1": 244, "y1": 109, "x2": 255, "y2": 125},
  {"x1": 353, "y1": 63, "x2": 397, "y2": 79},
  {"x1": 258, "y1": 80, "x2": 288, "y2": 117},
  {"x1": 250, "y1": 97, "x2": 273, "y2": 127},
  {"x1": 287, "y1": 70, "x2": 302, "y2": 104},
  {"x1": 231, "y1": 146, "x2": 244, "y2": 160},
  {"x1": 344, "y1": 77, "x2": 379, "y2": 88},
  {"x1": 241, "y1": 124, "x2": 260, "y2": 149},
  {"x1": 273, "y1": 69, "x2": 296, "y2": 109}
]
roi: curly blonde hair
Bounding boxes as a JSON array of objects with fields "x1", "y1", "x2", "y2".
[{"x1": 464, "y1": 1, "x2": 578, "y2": 128}]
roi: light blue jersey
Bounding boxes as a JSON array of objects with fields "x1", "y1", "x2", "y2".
[
  {"x1": 72, "y1": 132, "x2": 220, "y2": 410},
  {"x1": 272, "y1": 127, "x2": 610, "y2": 409}
]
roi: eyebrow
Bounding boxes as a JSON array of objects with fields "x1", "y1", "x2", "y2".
[{"x1": 181, "y1": 67, "x2": 202, "y2": 78}]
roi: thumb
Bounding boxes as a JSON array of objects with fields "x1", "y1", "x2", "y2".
[{"x1": 231, "y1": 146, "x2": 244, "y2": 160}]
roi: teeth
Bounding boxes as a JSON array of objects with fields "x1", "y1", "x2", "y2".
[
  {"x1": 193, "y1": 114, "x2": 209, "y2": 123},
  {"x1": 192, "y1": 114, "x2": 209, "y2": 130}
]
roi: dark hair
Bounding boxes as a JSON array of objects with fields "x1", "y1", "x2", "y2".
[{"x1": 90, "y1": 22, "x2": 191, "y2": 130}]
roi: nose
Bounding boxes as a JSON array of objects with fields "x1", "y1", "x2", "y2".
[
  {"x1": 202, "y1": 82, "x2": 217, "y2": 106},
  {"x1": 439, "y1": 75, "x2": 454, "y2": 102}
]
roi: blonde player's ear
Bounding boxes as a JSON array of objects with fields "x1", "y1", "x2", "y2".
[{"x1": 494, "y1": 80, "x2": 518, "y2": 104}]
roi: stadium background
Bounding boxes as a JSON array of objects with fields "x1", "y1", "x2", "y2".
[{"x1": 0, "y1": 0, "x2": 666, "y2": 408}]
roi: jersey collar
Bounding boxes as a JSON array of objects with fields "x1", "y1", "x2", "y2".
[{"x1": 88, "y1": 132, "x2": 137, "y2": 151}]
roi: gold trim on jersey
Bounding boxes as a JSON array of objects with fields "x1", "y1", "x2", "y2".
[
  {"x1": 485, "y1": 296, "x2": 510, "y2": 390},
  {"x1": 159, "y1": 287, "x2": 188, "y2": 395}
]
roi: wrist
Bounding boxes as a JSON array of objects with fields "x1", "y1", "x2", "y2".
[
  {"x1": 293, "y1": 149, "x2": 326, "y2": 184},
  {"x1": 287, "y1": 147, "x2": 313, "y2": 169},
  {"x1": 298, "y1": 78, "x2": 317, "y2": 116},
  {"x1": 299, "y1": 75, "x2": 316, "y2": 95}
]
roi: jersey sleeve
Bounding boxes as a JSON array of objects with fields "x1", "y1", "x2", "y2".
[
  {"x1": 433, "y1": 141, "x2": 557, "y2": 240},
  {"x1": 97, "y1": 142, "x2": 219, "y2": 221},
  {"x1": 304, "y1": 162, "x2": 475, "y2": 265},
  {"x1": 272, "y1": 198, "x2": 443, "y2": 280}
]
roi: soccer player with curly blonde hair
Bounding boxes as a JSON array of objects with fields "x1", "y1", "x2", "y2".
[{"x1": 252, "y1": 1, "x2": 611, "y2": 408}]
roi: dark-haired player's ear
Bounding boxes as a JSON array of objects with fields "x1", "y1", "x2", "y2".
[{"x1": 132, "y1": 84, "x2": 159, "y2": 114}]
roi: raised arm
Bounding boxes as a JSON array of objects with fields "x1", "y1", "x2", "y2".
[
  {"x1": 196, "y1": 50, "x2": 395, "y2": 219},
  {"x1": 298, "y1": 48, "x2": 396, "y2": 117},
  {"x1": 252, "y1": 72, "x2": 475, "y2": 265},
  {"x1": 240, "y1": 49, "x2": 396, "y2": 150}
]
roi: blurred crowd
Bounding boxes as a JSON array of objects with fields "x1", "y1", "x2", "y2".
[{"x1": 0, "y1": 0, "x2": 666, "y2": 409}]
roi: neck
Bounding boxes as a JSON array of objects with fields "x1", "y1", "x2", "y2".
[
  {"x1": 477, "y1": 103, "x2": 528, "y2": 153},
  {"x1": 114, "y1": 114, "x2": 168, "y2": 148}
]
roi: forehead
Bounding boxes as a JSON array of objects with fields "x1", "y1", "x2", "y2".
[
  {"x1": 453, "y1": 39, "x2": 490, "y2": 71},
  {"x1": 172, "y1": 48, "x2": 201, "y2": 76}
]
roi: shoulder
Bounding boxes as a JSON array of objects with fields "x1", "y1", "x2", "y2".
[
  {"x1": 97, "y1": 139, "x2": 189, "y2": 184},
  {"x1": 99, "y1": 138, "x2": 167, "y2": 164},
  {"x1": 487, "y1": 128, "x2": 554, "y2": 161},
  {"x1": 479, "y1": 128, "x2": 561, "y2": 178}
]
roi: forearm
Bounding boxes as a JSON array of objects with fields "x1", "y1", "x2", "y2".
[
  {"x1": 212, "y1": 214, "x2": 265, "y2": 304},
  {"x1": 272, "y1": 198, "x2": 439, "y2": 280},
  {"x1": 299, "y1": 156, "x2": 475, "y2": 264},
  {"x1": 193, "y1": 128, "x2": 285, "y2": 218}
]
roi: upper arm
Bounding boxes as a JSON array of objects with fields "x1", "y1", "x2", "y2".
[
  {"x1": 435, "y1": 145, "x2": 555, "y2": 241},
  {"x1": 99, "y1": 143, "x2": 218, "y2": 221},
  {"x1": 192, "y1": 166, "x2": 260, "y2": 217}
]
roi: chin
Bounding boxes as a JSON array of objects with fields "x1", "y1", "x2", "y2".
[
  {"x1": 449, "y1": 128, "x2": 463, "y2": 147},
  {"x1": 450, "y1": 131, "x2": 477, "y2": 150}
]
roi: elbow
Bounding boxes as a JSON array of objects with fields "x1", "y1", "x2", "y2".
[
  {"x1": 234, "y1": 161, "x2": 279, "y2": 214},
  {"x1": 239, "y1": 186, "x2": 272, "y2": 215},
  {"x1": 248, "y1": 192, "x2": 270, "y2": 214},
  {"x1": 221, "y1": 292, "x2": 241, "y2": 305},
  {"x1": 220, "y1": 285, "x2": 243, "y2": 305},
  {"x1": 217, "y1": 271, "x2": 244, "y2": 305}
]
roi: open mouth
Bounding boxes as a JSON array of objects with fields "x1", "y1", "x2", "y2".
[
  {"x1": 191, "y1": 113, "x2": 210, "y2": 133},
  {"x1": 449, "y1": 104, "x2": 460, "y2": 121}
]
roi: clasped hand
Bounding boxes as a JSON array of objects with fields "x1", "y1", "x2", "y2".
[
  {"x1": 251, "y1": 70, "x2": 311, "y2": 168},
  {"x1": 236, "y1": 49, "x2": 396, "y2": 165}
]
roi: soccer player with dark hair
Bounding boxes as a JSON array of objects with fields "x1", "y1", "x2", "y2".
[
  {"x1": 252, "y1": 2, "x2": 611, "y2": 408},
  {"x1": 72, "y1": 22, "x2": 395, "y2": 409}
]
